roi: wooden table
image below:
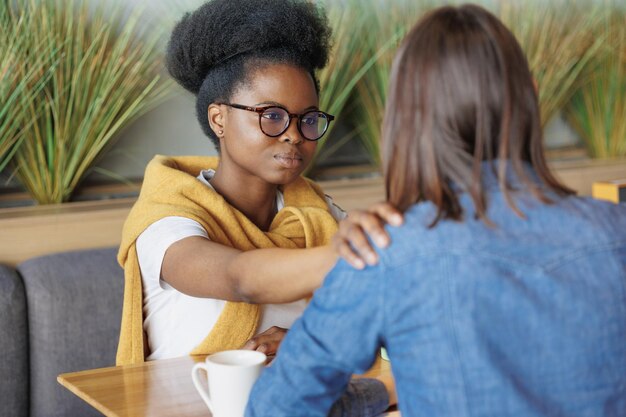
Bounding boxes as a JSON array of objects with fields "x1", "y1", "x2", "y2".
[{"x1": 58, "y1": 355, "x2": 397, "y2": 417}]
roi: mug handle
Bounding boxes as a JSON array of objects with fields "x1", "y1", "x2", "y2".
[{"x1": 191, "y1": 363, "x2": 214, "y2": 412}]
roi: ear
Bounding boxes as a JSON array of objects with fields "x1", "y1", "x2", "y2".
[{"x1": 208, "y1": 103, "x2": 225, "y2": 138}]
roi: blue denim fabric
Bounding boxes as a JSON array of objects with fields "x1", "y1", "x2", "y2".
[{"x1": 246, "y1": 166, "x2": 626, "y2": 417}]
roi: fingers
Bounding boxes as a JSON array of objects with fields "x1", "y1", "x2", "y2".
[
  {"x1": 265, "y1": 354, "x2": 276, "y2": 366},
  {"x1": 332, "y1": 233, "x2": 366, "y2": 270},
  {"x1": 355, "y1": 209, "x2": 391, "y2": 249},
  {"x1": 335, "y1": 214, "x2": 380, "y2": 267},
  {"x1": 242, "y1": 326, "x2": 287, "y2": 356},
  {"x1": 368, "y1": 202, "x2": 403, "y2": 227},
  {"x1": 333, "y1": 203, "x2": 403, "y2": 269}
]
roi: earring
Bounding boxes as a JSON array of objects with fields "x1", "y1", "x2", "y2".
[{"x1": 218, "y1": 130, "x2": 224, "y2": 135}]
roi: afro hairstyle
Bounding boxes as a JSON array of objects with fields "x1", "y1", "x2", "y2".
[{"x1": 166, "y1": 0, "x2": 332, "y2": 149}]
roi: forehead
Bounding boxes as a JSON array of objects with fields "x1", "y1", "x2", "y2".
[{"x1": 231, "y1": 63, "x2": 319, "y2": 111}]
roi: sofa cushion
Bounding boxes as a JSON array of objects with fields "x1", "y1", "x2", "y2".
[
  {"x1": 19, "y1": 247, "x2": 123, "y2": 417},
  {"x1": 0, "y1": 264, "x2": 29, "y2": 417}
]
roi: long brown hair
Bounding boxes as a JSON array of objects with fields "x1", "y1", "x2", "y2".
[{"x1": 383, "y1": 4, "x2": 573, "y2": 224}]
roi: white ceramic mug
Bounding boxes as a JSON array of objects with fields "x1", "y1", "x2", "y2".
[{"x1": 191, "y1": 350, "x2": 266, "y2": 417}]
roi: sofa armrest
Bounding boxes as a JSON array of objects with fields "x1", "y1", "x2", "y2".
[
  {"x1": 19, "y1": 247, "x2": 123, "y2": 417},
  {"x1": 0, "y1": 264, "x2": 29, "y2": 417}
]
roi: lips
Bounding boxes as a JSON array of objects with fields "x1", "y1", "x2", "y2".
[{"x1": 274, "y1": 152, "x2": 304, "y2": 169}]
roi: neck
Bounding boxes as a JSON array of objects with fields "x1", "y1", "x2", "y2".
[{"x1": 209, "y1": 166, "x2": 278, "y2": 231}]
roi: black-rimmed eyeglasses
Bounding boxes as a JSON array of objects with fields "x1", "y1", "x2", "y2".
[{"x1": 220, "y1": 103, "x2": 335, "y2": 141}]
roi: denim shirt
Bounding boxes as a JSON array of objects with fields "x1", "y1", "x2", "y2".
[{"x1": 246, "y1": 169, "x2": 626, "y2": 417}]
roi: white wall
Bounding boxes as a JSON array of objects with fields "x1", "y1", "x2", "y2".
[{"x1": 93, "y1": 92, "x2": 216, "y2": 181}]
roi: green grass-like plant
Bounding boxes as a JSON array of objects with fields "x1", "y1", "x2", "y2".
[
  {"x1": 497, "y1": 0, "x2": 606, "y2": 127},
  {"x1": 566, "y1": 11, "x2": 626, "y2": 159},
  {"x1": 353, "y1": 0, "x2": 433, "y2": 167},
  {"x1": 309, "y1": 0, "x2": 397, "y2": 170},
  {"x1": 0, "y1": 5, "x2": 54, "y2": 173},
  {"x1": 10, "y1": 0, "x2": 172, "y2": 204}
]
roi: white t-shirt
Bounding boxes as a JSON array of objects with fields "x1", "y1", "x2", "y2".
[{"x1": 136, "y1": 169, "x2": 346, "y2": 360}]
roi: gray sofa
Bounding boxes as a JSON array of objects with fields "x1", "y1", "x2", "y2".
[{"x1": 0, "y1": 247, "x2": 123, "y2": 417}]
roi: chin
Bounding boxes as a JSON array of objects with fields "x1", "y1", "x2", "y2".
[{"x1": 267, "y1": 170, "x2": 305, "y2": 186}]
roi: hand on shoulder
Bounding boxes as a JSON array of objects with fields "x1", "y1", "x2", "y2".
[{"x1": 332, "y1": 202, "x2": 403, "y2": 269}]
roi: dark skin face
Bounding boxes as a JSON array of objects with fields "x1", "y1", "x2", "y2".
[{"x1": 207, "y1": 63, "x2": 318, "y2": 230}]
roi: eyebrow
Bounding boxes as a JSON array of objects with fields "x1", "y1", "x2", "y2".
[{"x1": 256, "y1": 101, "x2": 318, "y2": 112}]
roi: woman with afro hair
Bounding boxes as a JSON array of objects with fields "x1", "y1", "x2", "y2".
[{"x1": 116, "y1": 0, "x2": 399, "y2": 398}]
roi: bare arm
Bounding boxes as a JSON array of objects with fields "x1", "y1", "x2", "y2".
[
  {"x1": 161, "y1": 202, "x2": 403, "y2": 306},
  {"x1": 161, "y1": 237, "x2": 337, "y2": 304}
]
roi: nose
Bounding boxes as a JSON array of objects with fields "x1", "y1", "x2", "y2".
[{"x1": 277, "y1": 116, "x2": 304, "y2": 145}]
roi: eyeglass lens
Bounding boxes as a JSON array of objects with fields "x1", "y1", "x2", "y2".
[{"x1": 260, "y1": 107, "x2": 329, "y2": 140}]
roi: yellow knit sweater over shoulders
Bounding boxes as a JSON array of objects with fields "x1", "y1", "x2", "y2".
[{"x1": 116, "y1": 155, "x2": 338, "y2": 365}]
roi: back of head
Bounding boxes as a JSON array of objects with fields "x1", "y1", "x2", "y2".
[
  {"x1": 166, "y1": 0, "x2": 331, "y2": 149},
  {"x1": 382, "y1": 4, "x2": 572, "y2": 223}
]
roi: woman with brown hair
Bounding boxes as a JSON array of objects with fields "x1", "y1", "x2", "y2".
[{"x1": 246, "y1": 4, "x2": 626, "y2": 416}]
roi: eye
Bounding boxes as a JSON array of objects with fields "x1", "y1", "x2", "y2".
[
  {"x1": 301, "y1": 113, "x2": 319, "y2": 126},
  {"x1": 262, "y1": 112, "x2": 281, "y2": 120},
  {"x1": 261, "y1": 108, "x2": 286, "y2": 122}
]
